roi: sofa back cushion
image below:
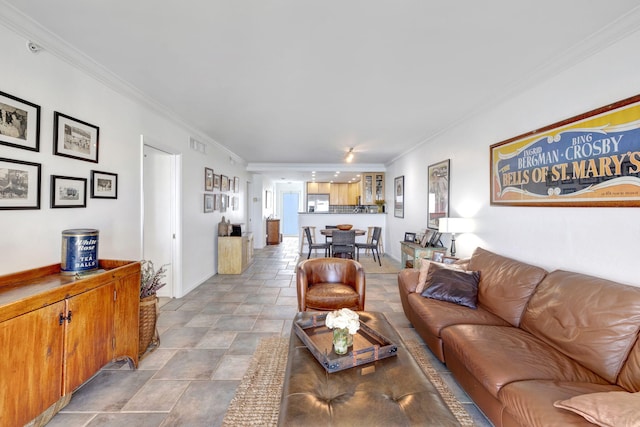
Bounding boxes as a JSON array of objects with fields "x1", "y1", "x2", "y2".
[
  {"x1": 521, "y1": 270, "x2": 640, "y2": 385},
  {"x1": 467, "y1": 247, "x2": 547, "y2": 326}
]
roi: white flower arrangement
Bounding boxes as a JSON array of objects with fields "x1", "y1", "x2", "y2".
[{"x1": 325, "y1": 308, "x2": 360, "y2": 335}]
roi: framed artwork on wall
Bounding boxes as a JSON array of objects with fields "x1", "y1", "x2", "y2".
[
  {"x1": 221, "y1": 175, "x2": 229, "y2": 192},
  {"x1": 428, "y1": 159, "x2": 450, "y2": 229},
  {"x1": 90, "y1": 170, "x2": 117, "y2": 199},
  {"x1": 233, "y1": 176, "x2": 239, "y2": 193},
  {"x1": 394, "y1": 175, "x2": 404, "y2": 218},
  {"x1": 204, "y1": 194, "x2": 213, "y2": 213},
  {"x1": 53, "y1": 112, "x2": 99, "y2": 163},
  {"x1": 0, "y1": 157, "x2": 41, "y2": 210},
  {"x1": 204, "y1": 167, "x2": 214, "y2": 191},
  {"x1": 213, "y1": 174, "x2": 221, "y2": 189},
  {"x1": 213, "y1": 193, "x2": 221, "y2": 211},
  {"x1": 51, "y1": 175, "x2": 87, "y2": 208},
  {"x1": 0, "y1": 90, "x2": 41, "y2": 152}
]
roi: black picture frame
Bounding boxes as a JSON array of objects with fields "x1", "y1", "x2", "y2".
[
  {"x1": 404, "y1": 232, "x2": 416, "y2": 242},
  {"x1": 204, "y1": 167, "x2": 214, "y2": 191},
  {"x1": 394, "y1": 175, "x2": 404, "y2": 218},
  {"x1": 0, "y1": 90, "x2": 41, "y2": 152},
  {"x1": 53, "y1": 112, "x2": 99, "y2": 163},
  {"x1": 428, "y1": 231, "x2": 442, "y2": 247},
  {"x1": 90, "y1": 170, "x2": 117, "y2": 199},
  {"x1": 0, "y1": 157, "x2": 41, "y2": 210},
  {"x1": 428, "y1": 159, "x2": 450, "y2": 229},
  {"x1": 51, "y1": 175, "x2": 87, "y2": 208}
]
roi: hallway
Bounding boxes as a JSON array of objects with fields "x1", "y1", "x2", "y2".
[{"x1": 47, "y1": 237, "x2": 491, "y2": 426}]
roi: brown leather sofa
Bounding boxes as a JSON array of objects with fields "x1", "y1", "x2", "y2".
[
  {"x1": 297, "y1": 258, "x2": 365, "y2": 311},
  {"x1": 398, "y1": 247, "x2": 640, "y2": 427}
]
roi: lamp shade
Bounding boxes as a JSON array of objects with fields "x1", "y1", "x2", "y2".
[{"x1": 438, "y1": 218, "x2": 473, "y2": 234}]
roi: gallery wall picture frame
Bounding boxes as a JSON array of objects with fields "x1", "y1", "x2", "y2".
[
  {"x1": 51, "y1": 175, "x2": 87, "y2": 208},
  {"x1": 420, "y1": 230, "x2": 432, "y2": 247},
  {"x1": 0, "y1": 157, "x2": 41, "y2": 210},
  {"x1": 213, "y1": 174, "x2": 221, "y2": 189},
  {"x1": 233, "y1": 176, "x2": 239, "y2": 193},
  {"x1": 221, "y1": 175, "x2": 229, "y2": 192},
  {"x1": 213, "y1": 193, "x2": 221, "y2": 211},
  {"x1": 428, "y1": 159, "x2": 450, "y2": 229},
  {"x1": 404, "y1": 232, "x2": 416, "y2": 242},
  {"x1": 53, "y1": 112, "x2": 99, "y2": 163},
  {"x1": 204, "y1": 167, "x2": 214, "y2": 191},
  {"x1": 90, "y1": 170, "x2": 117, "y2": 199},
  {"x1": 220, "y1": 193, "x2": 227, "y2": 212},
  {"x1": 232, "y1": 196, "x2": 238, "y2": 210},
  {"x1": 204, "y1": 194, "x2": 214, "y2": 213},
  {"x1": 265, "y1": 190, "x2": 272, "y2": 209},
  {"x1": 0, "y1": 90, "x2": 41, "y2": 152},
  {"x1": 394, "y1": 175, "x2": 404, "y2": 218},
  {"x1": 431, "y1": 250, "x2": 446, "y2": 263}
]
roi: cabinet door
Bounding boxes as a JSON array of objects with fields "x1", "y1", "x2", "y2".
[
  {"x1": 361, "y1": 174, "x2": 374, "y2": 204},
  {"x1": 307, "y1": 182, "x2": 319, "y2": 194},
  {"x1": 338, "y1": 184, "x2": 349, "y2": 205},
  {"x1": 349, "y1": 182, "x2": 360, "y2": 204},
  {"x1": 113, "y1": 272, "x2": 140, "y2": 366},
  {"x1": 318, "y1": 183, "x2": 331, "y2": 193},
  {"x1": 329, "y1": 184, "x2": 340, "y2": 204},
  {"x1": 375, "y1": 173, "x2": 385, "y2": 201},
  {"x1": 0, "y1": 301, "x2": 64, "y2": 427},
  {"x1": 64, "y1": 284, "x2": 115, "y2": 394}
]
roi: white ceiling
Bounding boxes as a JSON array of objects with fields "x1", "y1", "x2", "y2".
[{"x1": 3, "y1": 1, "x2": 640, "y2": 183}]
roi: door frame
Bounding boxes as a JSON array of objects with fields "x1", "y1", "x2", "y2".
[{"x1": 140, "y1": 135, "x2": 183, "y2": 298}]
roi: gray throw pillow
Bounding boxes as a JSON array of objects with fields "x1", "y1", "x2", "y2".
[{"x1": 420, "y1": 262, "x2": 480, "y2": 309}]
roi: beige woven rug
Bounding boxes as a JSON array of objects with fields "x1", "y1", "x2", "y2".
[{"x1": 222, "y1": 336, "x2": 474, "y2": 426}]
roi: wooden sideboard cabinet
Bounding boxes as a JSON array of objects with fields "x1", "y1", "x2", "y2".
[
  {"x1": 266, "y1": 219, "x2": 280, "y2": 245},
  {"x1": 218, "y1": 233, "x2": 254, "y2": 274},
  {"x1": 0, "y1": 260, "x2": 140, "y2": 427},
  {"x1": 400, "y1": 241, "x2": 448, "y2": 269}
]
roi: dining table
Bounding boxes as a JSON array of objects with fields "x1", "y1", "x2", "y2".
[{"x1": 319, "y1": 228, "x2": 367, "y2": 237}]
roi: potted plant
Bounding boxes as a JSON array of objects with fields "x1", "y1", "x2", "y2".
[
  {"x1": 375, "y1": 199, "x2": 386, "y2": 213},
  {"x1": 139, "y1": 260, "x2": 166, "y2": 358}
]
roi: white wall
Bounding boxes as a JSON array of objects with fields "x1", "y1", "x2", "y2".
[
  {"x1": 0, "y1": 24, "x2": 249, "y2": 295},
  {"x1": 386, "y1": 30, "x2": 640, "y2": 287}
]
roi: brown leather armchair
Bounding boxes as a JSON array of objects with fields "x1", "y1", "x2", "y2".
[{"x1": 296, "y1": 258, "x2": 366, "y2": 312}]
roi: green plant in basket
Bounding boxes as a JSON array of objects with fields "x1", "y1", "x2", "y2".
[{"x1": 140, "y1": 260, "x2": 167, "y2": 298}]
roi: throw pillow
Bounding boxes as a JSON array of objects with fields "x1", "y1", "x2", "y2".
[
  {"x1": 416, "y1": 260, "x2": 431, "y2": 293},
  {"x1": 420, "y1": 262, "x2": 480, "y2": 309},
  {"x1": 554, "y1": 391, "x2": 640, "y2": 427}
]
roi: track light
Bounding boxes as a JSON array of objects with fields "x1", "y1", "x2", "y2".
[{"x1": 345, "y1": 148, "x2": 354, "y2": 163}]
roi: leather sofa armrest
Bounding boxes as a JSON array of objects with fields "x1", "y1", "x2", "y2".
[{"x1": 398, "y1": 269, "x2": 420, "y2": 294}]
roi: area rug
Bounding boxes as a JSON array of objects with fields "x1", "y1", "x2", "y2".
[{"x1": 222, "y1": 336, "x2": 474, "y2": 426}]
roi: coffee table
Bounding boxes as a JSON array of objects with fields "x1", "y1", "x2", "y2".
[{"x1": 278, "y1": 311, "x2": 460, "y2": 426}]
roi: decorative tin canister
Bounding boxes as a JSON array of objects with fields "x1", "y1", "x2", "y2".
[{"x1": 61, "y1": 229, "x2": 99, "y2": 275}]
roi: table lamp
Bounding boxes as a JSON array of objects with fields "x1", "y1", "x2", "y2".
[{"x1": 438, "y1": 218, "x2": 473, "y2": 257}]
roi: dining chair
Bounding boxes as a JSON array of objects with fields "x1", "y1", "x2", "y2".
[
  {"x1": 331, "y1": 229, "x2": 356, "y2": 259},
  {"x1": 324, "y1": 225, "x2": 338, "y2": 244},
  {"x1": 304, "y1": 226, "x2": 330, "y2": 259},
  {"x1": 355, "y1": 226, "x2": 382, "y2": 266}
]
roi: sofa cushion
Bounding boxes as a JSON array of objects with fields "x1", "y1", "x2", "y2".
[
  {"x1": 421, "y1": 263, "x2": 480, "y2": 309},
  {"x1": 554, "y1": 390, "x2": 640, "y2": 427},
  {"x1": 416, "y1": 259, "x2": 432, "y2": 293},
  {"x1": 305, "y1": 283, "x2": 360, "y2": 311},
  {"x1": 467, "y1": 247, "x2": 547, "y2": 327},
  {"x1": 521, "y1": 270, "x2": 640, "y2": 384},
  {"x1": 499, "y1": 380, "x2": 622, "y2": 427},
  {"x1": 441, "y1": 324, "x2": 609, "y2": 398}
]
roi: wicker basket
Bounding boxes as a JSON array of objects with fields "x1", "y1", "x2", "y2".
[{"x1": 139, "y1": 294, "x2": 159, "y2": 358}]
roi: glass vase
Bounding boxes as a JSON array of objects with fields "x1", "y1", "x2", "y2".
[{"x1": 333, "y1": 327, "x2": 350, "y2": 355}]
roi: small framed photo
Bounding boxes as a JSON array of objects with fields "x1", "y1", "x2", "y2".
[
  {"x1": 221, "y1": 175, "x2": 229, "y2": 192},
  {"x1": 204, "y1": 194, "x2": 214, "y2": 213},
  {"x1": 420, "y1": 230, "x2": 432, "y2": 247},
  {"x1": 204, "y1": 167, "x2": 214, "y2": 191},
  {"x1": 0, "y1": 157, "x2": 41, "y2": 210},
  {"x1": 428, "y1": 231, "x2": 442, "y2": 247},
  {"x1": 442, "y1": 256, "x2": 459, "y2": 265},
  {"x1": 404, "y1": 232, "x2": 416, "y2": 242},
  {"x1": 431, "y1": 250, "x2": 446, "y2": 263},
  {"x1": 51, "y1": 175, "x2": 87, "y2": 208},
  {"x1": 53, "y1": 112, "x2": 99, "y2": 163},
  {"x1": 233, "y1": 176, "x2": 239, "y2": 193},
  {"x1": 213, "y1": 194, "x2": 221, "y2": 211},
  {"x1": 220, "y1": 193, "x2": 228, "y2": 212},
  {"x1": 91, "y1": 170, "x2": 117, "y2": 199},
  {"x1": 232, "y1": 196, "x2": 238, "y2": 210},
  {"x1": 213, "y1": 174, "x2": 221, "y2": 189},
  {"x1": 0, "y1": 90, "x2": 41, "y2": 152}
]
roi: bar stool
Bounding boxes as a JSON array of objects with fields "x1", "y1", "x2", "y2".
[
  {"x1": 366, "y1": 226, "x2": 384, "y2": 256},
  {"x1": 299, "y1": 226, "x2": 317, "y2": 254}
]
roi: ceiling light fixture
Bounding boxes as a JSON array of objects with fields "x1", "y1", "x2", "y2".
[{"x1": 345, "y1": 148, "x2": 354, "y2": 163}]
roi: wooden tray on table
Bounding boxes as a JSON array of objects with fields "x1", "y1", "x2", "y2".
[{"x1": 293, "y1": 312, "x2": 398, "y2": 373}]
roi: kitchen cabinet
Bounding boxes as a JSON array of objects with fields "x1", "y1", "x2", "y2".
[
  {"x1": 307, "y1": 182, "x2": 330, "y2": 194},
  {"x1": 360, "y1": 172, "x2": 385, "y2": 204},
  {"x1": 349, "y1": 182, "x2": 360, "y2": 204},
  {"x1": 0, "y1": 260, "x2": 140, "y2": 427},
  {"x1": 218, "y1": 233, "x2": 254, "y2": 274}
]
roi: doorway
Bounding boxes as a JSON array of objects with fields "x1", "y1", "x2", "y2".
[
  {"x1": 141, "y1": 138, "x2": 181, "y2": 298},
  {"x1": 282, "y1": 192, "x2": 299, "y2": 236}
]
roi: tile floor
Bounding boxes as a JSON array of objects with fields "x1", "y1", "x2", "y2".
[{"x1": 47, "y1": 237, "x2": 492, "y2": 427}]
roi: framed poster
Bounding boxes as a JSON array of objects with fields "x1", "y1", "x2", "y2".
[
  {"x1": 0, "y1": 90, "x2": 40, "y2": 151},
  {"x1": 0, "y1": 157, "x2": 41, "y2": 209},
  {"x1": 53, "y1": 112, "x2": 99, "y2": 163},
  {"x1": 221, "y1": 175, "x2": 229, "y2": 192},
  {"x1": 90, "y1": 170, "x2": 117, "y2": 199},
  {"x1": 51, "y1": 175, "x2": 87, "y2": 208},
  {"x1": 204, "y1": 194, "x2": 214, "y2": 213},
  {"x1": 213, "y1": 174, "x2": 221, "y2": 189},
  {"x1": 428, "y1": 159, "x2": 450, "y2": 229},
  {"x1": 394, "y1": 175, "x2": 404, "y2": 218},
  {"x1": 490, "y1": 93, "x2": 640, "y2": 207},
  {"x1": 204, "y1": 167, "x2": 214, "y2": 191}
]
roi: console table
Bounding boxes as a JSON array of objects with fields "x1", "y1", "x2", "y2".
[
  {"x1": 400, "y1": 241, "x2": 447, "y2": 269},
  {"x1": 218, "y1": 233, "x2": 254, "y2": 274}
]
